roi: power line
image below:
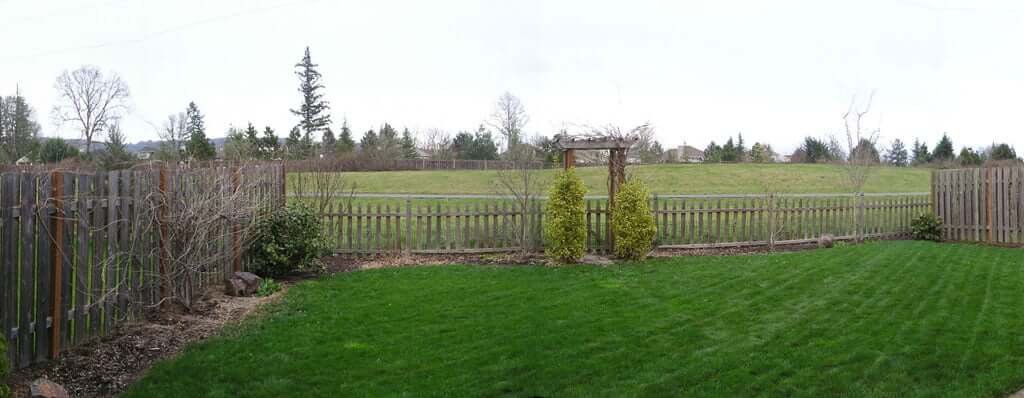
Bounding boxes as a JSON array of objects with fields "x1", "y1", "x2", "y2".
[{"x1": 2, "y1": 0, "x2": 322, "y2": 62}]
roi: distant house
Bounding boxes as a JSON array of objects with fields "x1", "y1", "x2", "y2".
[
  {"x1": 137, "y1": 146, "x2": 158, "y2": 160},
  {"x1": 665, "y1": 145, "x2": 704, "y2": 163},
  {"x1": 15, "y1": 156, "x2": 32, "y2": 165}
]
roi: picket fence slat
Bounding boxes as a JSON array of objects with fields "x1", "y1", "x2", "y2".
[{"x1": 320, "y1": 193, "x2": 932, "y2": 255}]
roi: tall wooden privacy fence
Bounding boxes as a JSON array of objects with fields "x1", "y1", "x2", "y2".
[
  {"x1": 1, "y1": 164, "x2": 284, "y2": 369},
  {"x1": 316, "y1": 193, "x2": 931, "y2": 254},
  {"x1": 933, "y1": 167, "x2": 1024, "y2": 244}
]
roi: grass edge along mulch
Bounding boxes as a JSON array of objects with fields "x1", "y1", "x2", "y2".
[{"x1": 125, "y1": 241, "x2": 1024, "y2": 397}]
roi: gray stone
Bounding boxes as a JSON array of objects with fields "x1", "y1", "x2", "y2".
[
  {"x1": 224, "y1": 278, "x2": 247, "y2": 297},
  {"x1": 233, "y1": 272, "x2": 262, "y2": 295},
  {"x1": 30, "y1": 378, "x2": 68, "y2": 398},
  {"x1": 818, "y1": 234, "x2": 835, "y2": 248}
]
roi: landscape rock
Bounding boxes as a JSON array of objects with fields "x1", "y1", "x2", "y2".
[
  {"x1": 818, "y1": 234, "x2": 835, "y2": 248},
  {"x1": 29, "y1": 378, "x2": 68, "y2": 398},
  {"x1": 225, "y1": 272, "x2": 262, "y2": 296},
  {"x1": 234, "y1": 272, "x2": 262, "y2": 295},
  {"x1": 224, "y1": 278, "x2": 247, "y2": 297}
]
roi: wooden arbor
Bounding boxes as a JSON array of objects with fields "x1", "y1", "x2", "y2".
[{"x1": 553, "y1": 134, "x2": 638, "y2": 249}]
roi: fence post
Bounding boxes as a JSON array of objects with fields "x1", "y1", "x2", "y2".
[
  {"x1": 767, "y1": 193, "x2": 775, "y2": 250},
  {"x1": 856, "y1": 192, "x2": 865, "y2": 242},
  {"x1": 232, "y1": 167, "x2": 242, "y2": 273},
  {"x1": 404, "y1": 198, "x2": 412, "y2": 257},
  {"x1": 652, "y1": 193, "x2": 659, "y2": 244},
  {"x1": 157, "y1": 167, "x2": 169, "y2": 303},
  {"x1": 49, "y1": 170, "x2": 64, "y2": 359},
  {"x1": 986, "y1": 167, "x2": 994, "y2": 243},
  {"x1": 280, "y1": 162, "x2": 287, "y2": 206}
]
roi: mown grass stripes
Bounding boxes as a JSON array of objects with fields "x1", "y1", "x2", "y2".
[{"x1": 126, "y1": 241, "x2": 1024, "y2": 397}]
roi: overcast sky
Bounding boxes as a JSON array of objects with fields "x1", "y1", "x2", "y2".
[{"x1": 2, "y1": 0, "x2": 1022, "y2": 154}]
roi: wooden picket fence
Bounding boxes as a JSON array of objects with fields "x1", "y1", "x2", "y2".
[
  {"x1": 0, "y1": 163, "x2": 284, "y2": 369},
  {"x1": 933, "y1": 166, "x2": 1024, "y2": 244},
  {"x1": 317, "y1": 193, "x2": 931, "y2": 255}
]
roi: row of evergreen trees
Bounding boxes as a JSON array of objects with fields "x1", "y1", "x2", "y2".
[
  {"x1": 787, "y1": 133, "x2": 1018, "y2": 167},
  {"x1": 702, "y1": 134, "x2": 778, "y2": 163}
]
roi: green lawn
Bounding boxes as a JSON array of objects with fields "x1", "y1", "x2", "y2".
[
  {"x1": 125, "y1": 241, "x2": 1024, "y2": 397},
  {"x1": 290, "y1": 163, "x2": 931, "y2": 195}
]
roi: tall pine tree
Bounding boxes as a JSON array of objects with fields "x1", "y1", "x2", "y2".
[
  {"x1": 244, "y1": 122, "x2": 261, "y2": 158},
  {"x1": 337, "y1": 119, "x2": 355, "y2": 154},
  {"x1": 884, "y1": 138, "x2": 909, "y2": 167},
  {"x1": 184, "y1": 102, "x2": 216, "y2": 160},
  {"x1": 400, "y1": 128, "x2": 418, "y2": 159},
  {"x1": 933, "y1": 133, "x2": 955, "y2": 161},
  {"x1": 0, "y1": 90, "x2": 41, "y2": 163},
  {"x1": 291, "y1": 47, "x2": 332, "y2": 144},
  {"x1": 262, "y1": 126, "x2": 280, "y2": 158},
  {"x1": 285, "y1": 126, "x2": 304, "y2": 159},
  {"x1": 321, "y1": 127, "x2": 336, "y2": 156},
  {"x1": 360, "y1": 129, "x2": 379, "y2": 159},
  {"x1": 911, "y1": 139, "x2": 931, "y2": 165}
]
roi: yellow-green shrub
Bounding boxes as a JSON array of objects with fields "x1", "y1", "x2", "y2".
[
  {"x1": 612, "y1": 179, "x2": 657, "y2": 260},
  {"x1": 0, "y1": 338, "x2": 9, "y2": 398},
  {"x1": 544, "y1": 169, "x2": 587, "y2": 263}
]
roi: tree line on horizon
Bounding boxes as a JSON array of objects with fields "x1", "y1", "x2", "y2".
[{"x1": 2, "y1": 47, "x2": 1021, "y2": 169}]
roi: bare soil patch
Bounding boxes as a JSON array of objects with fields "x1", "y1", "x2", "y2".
[{"x1": 7, "y1": 290, "x2": 282, "y2": 398}]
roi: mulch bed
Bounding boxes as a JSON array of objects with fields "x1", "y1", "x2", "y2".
[{"x1": 6, "y1": 291, "x2": 281, "y2": 398}]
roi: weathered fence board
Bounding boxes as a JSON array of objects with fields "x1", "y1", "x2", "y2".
[
  {"x1": 934, "y1": 167, "x2": 1024, "y2": 244},
  {"x1": 1, "y1": 163, "x2": 283, "y2": 369}
]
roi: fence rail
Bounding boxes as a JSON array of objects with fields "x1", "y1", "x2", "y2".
[
  {"x1": 316, "y1": 193, "x2": 931, "y2": 255},
  {"x1": 0, "y1": 164, "x2": 284, "y2": 369},
  {"x1": 934, "y1": 167, "x2": 1023, "y2": 244}
]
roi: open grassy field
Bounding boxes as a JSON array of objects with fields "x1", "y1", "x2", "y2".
[
  {"x1": 127, "y1": 241, "x2": 1024, "y2": 397},
  {"x1": 289, "y1": 163, "x2": 932, "y2": 195}
]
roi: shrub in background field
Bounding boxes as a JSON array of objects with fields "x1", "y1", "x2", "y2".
[
  {"x1": 1, "y1": 338, "x2": 9, "y2": 398},
  {"x1": 544, "y1": 169, "x2": 587, "y2": 263},
  {"x1": 249, "y1": 204, "x2": 329, "y2": 277},
  {"x1": 612, "y1": 179, "x2": 657, "y2": 260},
  {"x1": 911, "y1": 213, "x2": 942, "y2": 242}
]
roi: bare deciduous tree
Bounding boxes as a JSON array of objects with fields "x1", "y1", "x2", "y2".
[
  {"x1": 420, "y1": 128, "x2": 454, "y2": 160},
  {"x1": 488, "y1": 92, "x2": 529, "y2": 152},
  {"x1": 836, "y1": 92, "x2": 880, "y2": 242},
  {"x1": 494, "y1": 141, "x2": 546, "y2": 254},
  {"x1": 52, "y1": 66, "x2": 131, "y2": 154},
  {"x1": 159, "y1": 112, "x2": 188, "y2": 158},
  {"x1": 839, "y1": 92, "x2": 880, "y2": 194}
]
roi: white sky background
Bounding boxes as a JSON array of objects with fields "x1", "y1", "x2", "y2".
[{"x1": 1, "y1": 0, "x2": 1023, "y2": 154}]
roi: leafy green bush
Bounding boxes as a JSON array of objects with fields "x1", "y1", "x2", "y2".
[
  {"x1": 911, "y1": 213, "x2": 943, "y2": 242},
  {"x1": 257, "y1": 278, "x2": 283, "y2": 297},
  {"x1": 612, "y1": 179, "x2": 658, "y2": 260},
  {"x1": 544, "y1": 169, "x2": 587, "y2": 263},
  {"x1": 249, "y1": 204, "x2": 329, "y2": 277},
  {"x1": 1, "y1": 338, "x2": 9, "y2": 398}
]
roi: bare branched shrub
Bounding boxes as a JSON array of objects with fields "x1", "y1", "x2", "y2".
[
  {"x1": 839, "y1": 93, "x2": 881, "y2": 193},
  {"x1": 494, "y1": 143, "x2": 546, "y2": 253},
  {"x1": 291, "y1": 161, "x2": 355, "y2": 215},
  {"x1": 155, "y1": 165, "x2": 263, "y2": 310},
  {"x1": 837, "y1": 93, "x2": 880, "y2": 241}
]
